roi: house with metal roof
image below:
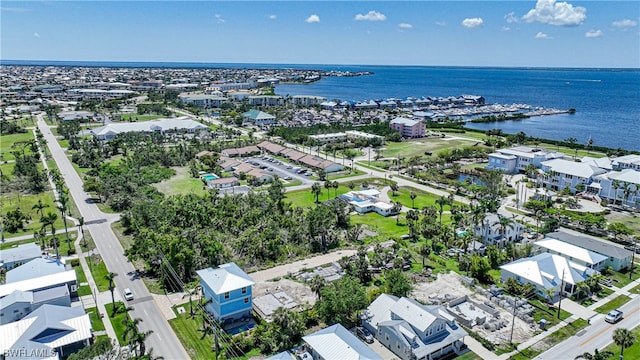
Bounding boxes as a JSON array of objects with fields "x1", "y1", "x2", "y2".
[
  {"x1": 361, "y1": 294, "x2": 468, "y2": 360},
  {"x1": 500, "y1": 253, "x2": 589, "y2": 299},
  {"x1": 0, "y1": 286, "x2": 71, "y2": 325},
  {"x1": 0, "y1": 304, "x2": 91, "y2": 359},
  {"x1": 472, "y1": 213, "x2": 525, "y2": 247},
  {"x1": 0, "y1": 269, "x2": 78, "y2": 299},
  {"x1": 592, "y1": 168, "x2": 640, "y2": 208},
  {"x1": 196, "y1": 263, "x2": 255, "y2": 329},
  {"x1": 302, "y1": 323, "x2": 381, "y2": 360},
  {"x1": 540, "y1": 158, "x2": 607, "y2": 192},
  {"x1": 546, "y1": 229, "x2": 633, "y2": 271},
  {"x1": 6, "y1": 258, "x2": 69, "y2": 283},
  {"x1": 0, "y1": 243, "x2": 42, "y2": 270},
  {"x1": 486, "y1": 146, "x2": 564, "y2": 174},
  {"x1": 534, "y1": 238, "x2": 609, "y2": 271},
  {"x1": 242, "y1": 109, "x2": 276, "y2": 125}
]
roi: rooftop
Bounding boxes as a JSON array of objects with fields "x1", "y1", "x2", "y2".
[
  {"x1": 196, "y1": 262, "x2": 255, "y2": 295},
  {"x1": 535, "y1": 238, "x2": 608, "y2": 266},
  {"x1": 303, "y1": 324, "x2": 382, "y2": 360},
  {"x1": 547, "y1": 229, "x2": 632, "y2": 259}
]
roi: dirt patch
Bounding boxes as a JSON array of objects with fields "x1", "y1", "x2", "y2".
[
  {"x1": 253, "y1": 278, "x2": 317, "y2": 307},
  {"x1": 411, "y1": 272, "x2": 536, "y2": 346}
]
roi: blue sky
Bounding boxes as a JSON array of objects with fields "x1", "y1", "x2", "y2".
[{"x1": 1, "y1": 1, "x2": 638, "y2": 67}]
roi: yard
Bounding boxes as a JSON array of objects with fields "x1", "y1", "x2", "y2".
[
  {"x1": 380, "y1": 137, "x2": 478, "y2": 159},
  {"x1": 168, "y1": 310, "x2": 214, "y2": 360},
  {"x1": 508, "y1": 319, "x2": 588, "y2": 360},
  {"x1": 601, "y1": 325, "x2": 640, "y2": 360},
  {"x1": 284, "y1": 183, "x2": 351, "y2": 208},
  {"x1": 0, "y1": 132, "x2": 34, "y2": 161},
  {"x1": 87, "y1": 255, "x2": 111, "y2": 292},
  {"x1": 153, "y1": 166, "x2": 208, "y2": 196},
  {"x1": 389, "y1": 186, "x2": 455, "y2": 210},
  {"x1": 85, "y1": 306, "x2": 106, "y2": 332},
  {"x1": 595, "y1": 295, "x2": 632, "y2": 314},
  {"x1": 105, "y1": 302, "x2": 128, "y2": 345}
]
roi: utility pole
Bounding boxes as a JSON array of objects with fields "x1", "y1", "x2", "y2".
[
  {"x1": 509, "y1": 296, "x2": 518, "y2": 345},
  {"x1": 557, "y1": 268, "x2": 565, "y2": 319},
  {"x1": 630, "y1": 239, "x2": 636, "y2": 280}
]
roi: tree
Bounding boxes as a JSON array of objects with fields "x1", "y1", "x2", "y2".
[
  {"x1": 311, "y1": 182, "x2": 322, "y2": 203},
  {"x1": 105, "y1": 272, "x2": 118, "y2": 315},
  {"x1": 31, "y1": 199, "x2": 49, "y2": 221},
  {"x1": 494, "y1": 215, "x2": 515, "y2": 248},
  {"x1": 324, "y1": 181, "x2": 332, "y2": 200},
  {"x1": 57, "y1": 191, "x2": 72, "y2": 253},
  {"x1": 309, "y1": 275, "x2": 326, "y2": 300},
  {"x1": 435, "y1": 196, "x2": 448, "y2": 225},
  {"x1": 318, "y1": 169, "x2": 327, "y2": 181},
  {"x1": 390, "y1": 183, "x2": 399, "y2": 196},
  {"x1": 613, "y1": 328, "x2": 636, "y2": 358},
  {"x1": 565, "y1": 137, "x2": 578, "y2": 159},
  {"x1": 410, "y1": 191, "x2": 417, "y2": 209},
  {"x1": 316, "y1": 276, "x2": 367, "y2": 328},
  {"x1": 79, "y1": 216, "x2": 86, "y2": 248},
  {"x1": 608, "y1": 222, "x2": 633, "y2": 241},
  {"x1": 574, "y1": 348, "x2": 614, "y2": 360},
  {"x1": 469, "y1": 254, "x2": 492, "y2": 283},
  {"x1": 385, "y1": 269, "x2": 412, "y2": 297}
]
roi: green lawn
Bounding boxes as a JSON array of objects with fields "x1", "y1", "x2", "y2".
[
  {"x1": 351, "y1": 212, "x2": 409, "y2": 238},
  {"x1": 119, "y1": 114, "x2": 164, "y2": 121},
  {"x1": 609, "y1": 265, "x2": 640, "y2": 288},
  {"x1": 601, "y1": 325, "x2": 640, "y2": 360},
  {"x1": 85, "y1": 306, "x2": 106, "y2": 332},
  {"x1": 169, "y1": 309, "x2": 215, "y2": 360},
  {"x1": 630, "y1": 284, "x2": 640, "y2": 295},
  {"x1": 529, "y1": 299, "x2": 572, "y2": 327},
  {"x1": 455, "y1": 351, "x2": 482, "y2": 360},
  {"x1": 153, "y1": 167, "x2": 208, "y2": 196},
  {"x1": 390, "y1": 186, "x2": 455, "y2": 210},
  {"x1": 0, "y1": 132, "x2": 35, "y2": 161},
  {"x1": 88, "y1": 256, "x2": 111, "y2": 292},
  {"x1": 380, "y1": 138, "x2": 478, "y2": 159},
  {"x1": 327, "y1": 168, "x2": 365, "y2": 180},
  {"x1": 284, "y1": 183, "x2": 351, "y2": 208},
  {"x1": 75, "y1": 262, "x2": 88, "y2": 283},
  {"x1": 595, "y1": 295, "x2": 632, "y2": 314},
  {"x1": 509, "y1": 319, "x2": 588, "y2": 360},
  {"x1": 0, "y1": 162, "x2": 14, "y2": 180},
  {"x1": 105, "y1": 302, "x2": 128, "y2": 345},
  {"x1": 1, "y1": 189, "x2": 69, "y2": 239}
]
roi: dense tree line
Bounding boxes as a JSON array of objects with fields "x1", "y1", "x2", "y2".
[{"x1": 0, "y1": 119, "x2": 27, "y2": 135}]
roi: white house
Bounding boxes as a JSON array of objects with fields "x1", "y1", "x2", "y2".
[
  {"x1": 592, "y1": 168, "x2": 640, "y2": 208},
  {"x1": 301, "y1": 323, "x2": 382, "y2": 360},
  {"x1": 473, "y1": 214, "x2": 525, "y2": 247},
  {"x1": 546, "y1": 229, "x2": 633, "y2": 271},
  {"x1": 361, "y1": 294, "x2": 468, "y2": 360},
  {"x1": 0, "y1": 243, "x2": 42, "y2": 270},
  {"x1": 487, "y1": 146, "x2": 564, "y2": 174},
  {"x1": 539, "y1": 158, "x2": 607, "y2": 192},
  {"x1": 340, "y1": 190, "x2": 399, "y2": 217},
  {"x1": 534, "y1": 238, "x2": 609, "y2": 271},
  {"x1": 91, "y1": 117, "x2": 209, "y2": 141},
  {"x1": 500, "y1": 253, "x2": 589, "y2": 299}
]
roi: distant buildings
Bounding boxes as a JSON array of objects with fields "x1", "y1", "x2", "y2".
[
  {"x1": 178, "y1": 93, "x2": 227, "y2": 108},
  {"x1": 389, "y1": 117, "x2": 426, "y2": 138},
  {"x1": 308, "y1": 131, "x2": 384, "y2": 145},
  {"x1": 257, "y1": 141, "x2": 345, "y2": 173},
  {"x1": 486, "y1": 146, "x2": 564, "y2": 174},
  {"x1": 242, "y1": 110, "x2": 276, "y2": 126},
  {"x1": 197, "y1": 263, "x2": 255, "y2": 329},
  {"x1": 361, "y1": 294, "x2": 468, "y2": 360}
]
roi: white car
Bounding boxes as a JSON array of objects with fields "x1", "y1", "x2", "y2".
[
  {"x1": 605, "y1": 309, "x2": 623, "y2": 323},
  {"x1": 123, "y1": 288, "x2": 134, "y2": 301}
]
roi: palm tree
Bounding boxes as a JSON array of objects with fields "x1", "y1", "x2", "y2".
[
  {"x1": 410, "y1": 191, "x2": 417, "y2": 209},
  {"x1": 613, "y1": 328, "x2": 636, "y2": 358},
  {"x1": 324, "y1": 181, "x2": 331, "y2": 200},
  {"x1": 105, "y1": 272, "x2": 118, "y2": 315},
  {"x1": 390, "y1": 183, "x2": 399, "y2": 196},
  {"x1": 309, "y1": 275, "x2": 326, "y2": 300},
  {"x1": 31, "y1": 199, "x2": 49, "y2": 222},
  {"x1": 435, "y1": 196, "x2": 448, "y2": 225},
  {"x1": 57, "y1": 191, "x2": 71, "y2": 252},
  {"x1": 494, "y1": 215, "x2": 515, "y2": 248},
  {"x1": 574, "y1": 348, "x2": 613, "y2": 360},
  {"x1": 78, "y1": 217, "x2": 86, "y2": 248},
  {"x1": 311, "y1": 182, "x2": 322, "y2": 203}
]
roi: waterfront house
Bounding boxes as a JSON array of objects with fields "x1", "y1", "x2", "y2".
[
  {"x1": 290, "y1": 95, "x2": 326, "y2": 106},
  {"x1": 486, "y1": 146, "x2": 564, "y2": 174},
  {"x1": 0, "y1": 243, "x2": 42, "y2": 270},
  {"x1": 247, "y1": 95, "x2": 284, "y2": 107},
  {"x1": 301, "y1": 323, "x2": 382, "y2": 360},
  {"x1": 500, "y1": 253, "x2": 589, "y2": 299},
  {"x1": 539, "y1": 158, "x2": 606, "y2": 192},
  {"x1": 196, "y1": 263, "x2": 255, "y2": 328},
  {"x1": 546, "y1": 229, "x2": 633, "y2": 271},
  {"x1": 361, "y1": 294, "x2": 468, "y2": 360},
  {"x1": 242, "y1": 109, "x2": 276, "y2": 126},
  {"x1": 389, "y1": 117, "x2": 426, "y2": 138},
  {"x1": 592, "y1": 168, "x2": 640, "y2": 208},
  {"x1": 473, "y1": 214, "x2": 525, "y2": 247}
]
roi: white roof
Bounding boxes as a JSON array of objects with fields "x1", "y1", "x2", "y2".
[
  {"x1": 0, "y1": 270, "x2": 76, "y2": 298},
  {"x1": 0, "y1": 243, "x2": 41, "y2": 265},
  {"x1": 596, "y1": 168, "x2": 640, "y2": 185},
  {"x1": 612, "y1": 154, "x2": 640, "y2": 166},
  {"x1": 0, "y1": 305, "x2": 91, "y2": 359},
  {"x1": 541, "y1": 158, "x2": 606, "y2": 179},
  {"x1": 535, "y1": 239, "x2": 608, "y2": 265},
  {"x1": 390, "y1": 117, "x2": 420, "y2": 126},
  {"x1": 303, "y1": 324, "x2": 382, "y2": 360},
  {"x1": 91, "y1": 117, "x2": 207, "y2": 136},
  {"x1": 500, "y1": 253, "x2": 586, "y2": 289},
  {"x1": 390, "y1": 297, "x2": 436, "y2": 333},
  {"x1": 489, "y1": 152, "x2": 517, "y2": 160},
  {"x1": 6, "y1": 258, "x2": 67, "y2": 283},
  {"x1": 373, "y1": 202, "x2": 393, "y2": 210},
  {"x1": 197, "y1": 263, "x2": 254, "y2": 295}
]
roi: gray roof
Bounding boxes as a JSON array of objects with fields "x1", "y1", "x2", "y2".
[
  {"x1": 91, "y1": 117, "x2": 208, "y2": 137},
  {"x1": 303, "y1": 324, "x2": 382, "y2": 360},
  {"x1": 390, "y1": 117, "x2": 420, "y2": 126},
  {"x1": 0, "y1": 290, "x2": 33, "y2": 311},
  {"x1": 547, "y1": 230, "x2": 633, "y2": 259},
  {"x1": 0, "y1": 243, "x2": 41, "y2": 266},
  {"x1": 6, "y1": 258, "x2": 68, "y2": 283},
  {"x1": 197, "y1": 262, "x2": 254, "y2": 295},
  {"x1": 32, "y1": 285, "x2": 70, "y2": 304},
  {"x1": 265, "y1": 351, "x2": 296, "y2": 360}
]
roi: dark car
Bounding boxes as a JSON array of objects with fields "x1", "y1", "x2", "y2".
[{"x1": 356, "y1": 327, "x2": 374, "y2": 343}]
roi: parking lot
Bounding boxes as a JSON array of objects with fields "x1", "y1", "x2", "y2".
[{"x1": 244, "y1": 155, "x2": 315, "y2": 185}]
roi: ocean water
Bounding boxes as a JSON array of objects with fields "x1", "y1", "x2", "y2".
[
  {"x1": 3, "y1": 60, "x2": 638, "y2": 151},
  {"x1": 276, "y1": 66, "x2": 640, "y2": 152}
]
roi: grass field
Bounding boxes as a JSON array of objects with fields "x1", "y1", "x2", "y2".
[
  {"x1": 88, "y1": 256, "x2": 112, "y2": 292},
  {"x1": 0, "y1": 132, "x2": 34, "y2": 161},
  {"x1": 389, "y1": 186, "x2": 455, "y2": 210},
  {"x1": 380, "y1": 137, "x2": 479, "y2": 159},
  {"x1": 153, "y1": 167, "x2": 208, "y2": 196},
  {"x1": 284, "y1": 183, "x2": 351, "y2": 208},
  {"x1": 509, "y1": 319, "x2": 588, "y2": 360},
  {"x1": 86, "y1": 306, "x2": 106, "y2": 332},
  {"x1": 105, "y1": 302, "x2": 128, "y2": 345},
  {"x1": 595, "y1": 295, "x2": 632, "y2": 314},
  {"x1": 119, "y1": 114, "x2": 164, "y2": 122},
  {"x1": 351, "y1": 212, "x2": 409, "y2": 238},
  {"x1": 169, "y1": 310, "x2": 215, "y2": 360},
  {"x1": 454, "y1": 351, "x2": 482, "y2": 360}
]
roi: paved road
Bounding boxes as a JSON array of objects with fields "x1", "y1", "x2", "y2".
[
  {"x1": 37, "y1": 115, "x2": 188, "y2": 360},
  {"x1": 534, "y1": 296, "x2": 640, "y2": 359}
]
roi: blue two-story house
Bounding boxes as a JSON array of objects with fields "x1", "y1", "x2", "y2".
[{"x1": 197, "y1": 263, "x2": 255, "y2": 328}]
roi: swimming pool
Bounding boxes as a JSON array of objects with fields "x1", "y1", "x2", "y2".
[{"x1": 202, "y1": 174, "x2": 218, "y2": 181}]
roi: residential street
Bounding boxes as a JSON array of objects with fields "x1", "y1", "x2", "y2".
[{"x1": 37, "y1": 115, "x2": 189, "y2": 360}]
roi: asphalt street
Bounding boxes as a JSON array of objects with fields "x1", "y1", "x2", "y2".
[{"x1": 37, "y1": 115, "x2": 189, "y2": 359}]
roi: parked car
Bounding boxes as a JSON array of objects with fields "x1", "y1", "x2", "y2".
[
  {"x1": 123, "y1": 288, "x2": 134, "y2": 301},
  {"x1": 284, "y1": 176, "x2": 292, "y2": 180},
  {"x1": 356, "y1": 327, "x2": 374, "y2": 343},
  {"x1": 605, "y1": 309, "x2": 623, "y2": 323}
]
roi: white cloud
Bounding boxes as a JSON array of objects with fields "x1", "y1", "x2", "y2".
[
  {"x1": 502, "y1": 26, "x2": 511, "y2": 32},
  {"x1": 462, "y1": 18, "x2": 484, "y2": 29},
  {"x1": 354, "y1": 10, "x2": 386, "y2": 22},
  {"x1": 268, "y1": 15, "x2": 277, "y2": 20},
  {"x1": 612, "y1": 19, "x2": 637, "y2": 28},
  {"x1": 305, "y1": 14, "x2": 320, "y2": 24},
  {"x1": 522, "y1": 0, "x2": 586, "y2": 27},
  {"x1": 214, "y1": 14, "x2": 225, "y2": 24},
  {"x1": 33, "y1": 32, "x2": 40, "y2": 38},
  {"x1": 398, "y1": 23, "x2": 413, "y2": 29},
  {"x1": 505, "y1": 12, "x2": 518, "y2": 24},
  {"x1": 435, "y1": 21, "x2": 447, "y2": 26},
  {"x1": 534, "y1": 31, "x2": 553, "y2": 39},
  {"x1": 585, "y1": 29, "x2": 603, "y2": 38}
]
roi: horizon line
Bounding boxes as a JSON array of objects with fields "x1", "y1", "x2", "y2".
[{"x1": 2, "y1": 59, "x2": 639, "y2": 71}]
